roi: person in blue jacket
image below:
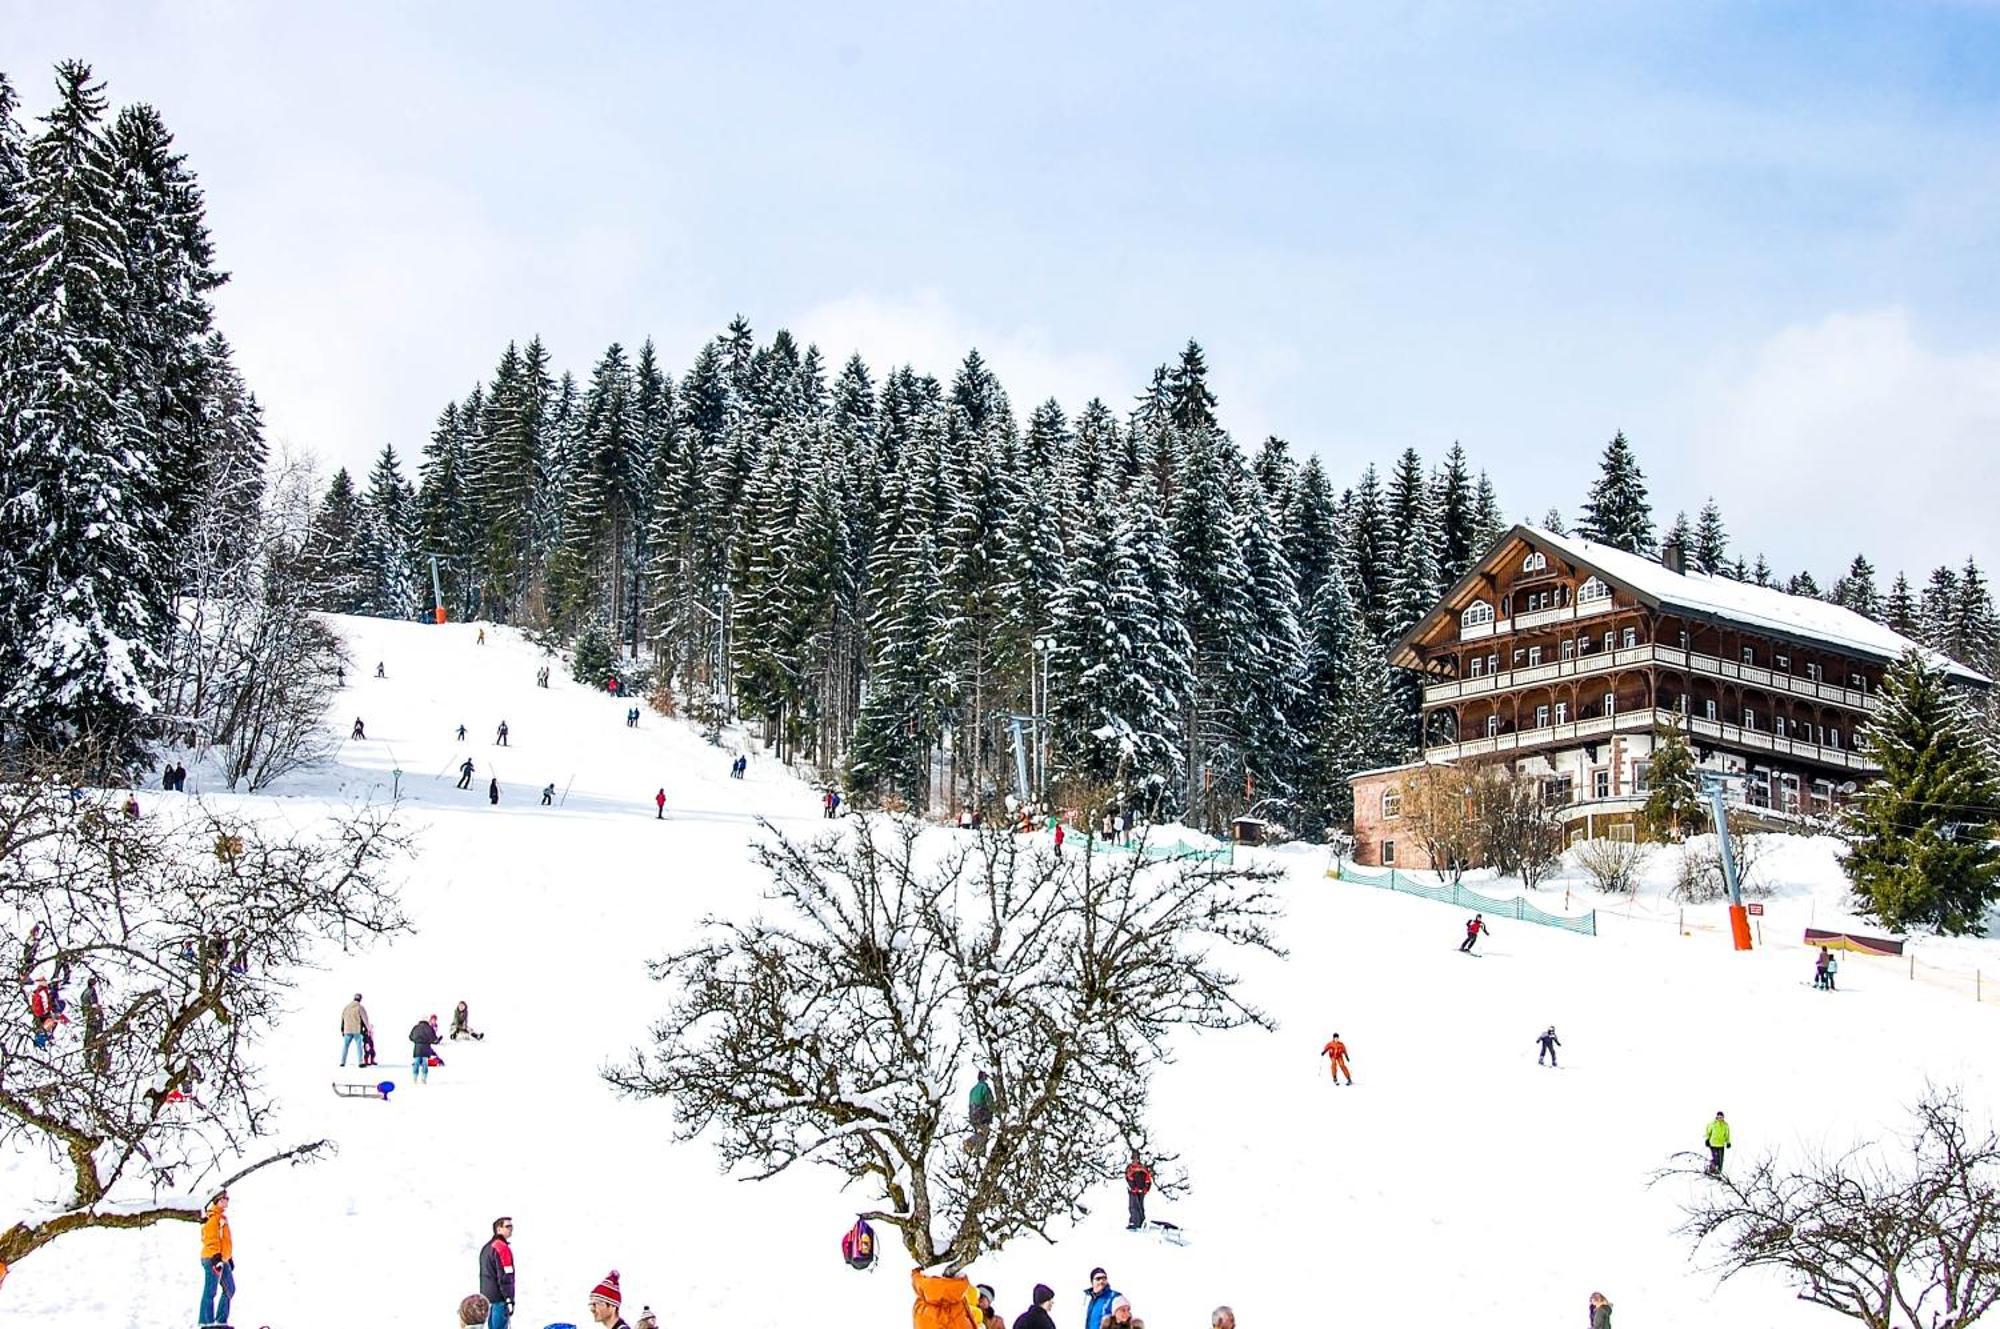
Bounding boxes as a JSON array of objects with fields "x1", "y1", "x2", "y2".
[{"x1": 1083, "y1": 1267, "x2": 1119, "y2": 1329}]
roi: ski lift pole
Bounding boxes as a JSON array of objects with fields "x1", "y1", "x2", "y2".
[
  {"x1": 1702, "y1": 772, "x2": 1753, "y2": 951},
  {"x1": 429, "y1": 555, "x2": 447, "y2": 624}
]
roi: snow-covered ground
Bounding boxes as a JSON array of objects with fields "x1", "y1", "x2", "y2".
[{"x1": 8, "y1": 614, "x2": 1999, "y2": 1328}]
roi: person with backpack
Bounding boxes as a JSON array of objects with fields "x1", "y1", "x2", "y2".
[
  {"x1": 1705, "y1": 1111, "x2": 1732, "y2": 1175},
  {"x1": 1124, "y1": 1153, "x2": 1153, "y2": 1230},
  {"x1": 341, "y1": 993, "x2": 372, "y2": 1066},
  {"x1": 1537, "y1": 1026, "x2": 1561, "y2": 1067},
  {"x1": 410, "y1": 1015, "x2": 441, "y2": 1083},
  {"x1": 495, "y1": 720, "x2": 509, "y2": 747},
  {"x1": 458, "y1": 758, "x2": 475, "y2": 790},
  {"x1": 1460, "y1": 914, "x2": 1489, "y2": 952},
  {"x1": 841, "y1": 1215, "x2": 877, "y2": 1270},
  {"x1": 1322, "y1": 1032, "x2": 1353, "y2": 1085},
  {"x1": 478, "y1": 1216, "x2": 515, "y2": 1328},
  {"x1": 911, "y1": 1268, "x2": 982, "y2": 1329},
  {"x1": 968, "y1": 1071, "x2": 997, "y2": 1152}
]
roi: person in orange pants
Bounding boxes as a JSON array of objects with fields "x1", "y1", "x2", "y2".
[
  {"x1": 911, "y1": 1268, "x2": 982, "y2": 1329},
  {"x1": 1322, "y1": 1033, "x2": 1352, "y2": 1085}
]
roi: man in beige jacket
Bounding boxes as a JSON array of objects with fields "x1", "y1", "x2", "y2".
[{"x1": 340, "y1": 993, "x2": 372, "y2": 1066}]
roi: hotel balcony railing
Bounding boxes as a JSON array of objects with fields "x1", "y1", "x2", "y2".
[
  {"x1": 1423, "y1": 644, "x2": 1874, "y2": 713},
  {"x1": 1420, "y1": 704, "x2": 1876, "y2": 773}
]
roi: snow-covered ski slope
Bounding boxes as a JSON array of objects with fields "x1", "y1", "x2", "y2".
[{"x1": 9, "y1": 614, "x2": 1999, "y2": 1328}]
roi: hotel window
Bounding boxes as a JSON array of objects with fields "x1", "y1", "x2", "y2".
[
  {"x1": 1704, "y1": 698, "x2": 1717, "y2": 721},
  {"x1": 1461, "y1": 600, "x2": 1494, "y2": 629},
  {"x1": 1528, "y1": 646, "x2": 1543, "y2": 666},
  {"x1": 1633, "y1": 760, "x2": 1652, "y2": 792},
  {"x1": 1829, "y1": 728, "x2": 1840, "y2": 750},
  {"x1": 1555, "y1": 702, "x2": 1568, "y2": 724},
  {"x1": 1487, "y1": 716, "x2": 1501, "y2": 738},
  {"x1": 1781, "y1": 774, "x2": 1801, "y2": 815},
  {"x1": 1382, "y1": 840, "x2": 1396, "y2": 865},
  {"x1": 1851, "y1": 673, "x2": 1865, "y2": 690},
  {"x1": 1381, "y1": 788, "x2": 1402, "y2": 819},
  {"x1": 1513, "y1": 649, "x2": 1525, "y2": 665},
  {"x1": 1805, "y1": 662, "x2": 1821, "y2": 683},
  {"x1": 1578, "y1": 576, "x2": 1611, "y2": 604},
  {"x1": 1741, "y1": 645, "x2": 1755, "y2": 664},
  {"x1": 1469, "y1": 656, "x2": 1484, "y2": 677},
  {"x1": 1593, "y1": 769, "x2": 1611, "y2": 799},
  {"x1": 1487, "y1": 654, "x2": 1498, "y2": 675},
  {"x1": 1603, "y1": 631, "x2": 1614, "y2": 653},
  {"x1": 1621, "y1": 627, "x2": 1637, "y2": 650},
  {"x1": 1678, "y1": 629, "x2": 1689, "y2": 648},
  {"x1": 1743, "y1": 708, "x2": 1756, "y2": 729},
  {"x1": 1562, "y1": 639, "x2": 1575, "y2": 661},
  {"x1": 1603, "y1": 690, "x2": 1616, "y2": 717},
  {"x1": 1775, "y1": 654, "x2": 1790, "y2": 672},
  {"x1": 1535, "y1": 705, "x2": 1550, "y2": 728},
  {"x1": 1522, "y1": 551, "x2": 1547, "y2": 572}
]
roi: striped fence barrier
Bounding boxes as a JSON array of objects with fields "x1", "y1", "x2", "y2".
[{"x1": 1329, "y1": 861, "x2": 1597, "y2": 937}]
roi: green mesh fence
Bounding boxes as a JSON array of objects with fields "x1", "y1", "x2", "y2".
[
  {"x1": 1330, "y1": 862, "x2": 1596, "y2": 937},
  {"x1": 1082, "y1": 835, "x2": 1231, "y2": 863}
]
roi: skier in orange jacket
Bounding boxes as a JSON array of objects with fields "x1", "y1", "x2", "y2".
[{"x1": 1322, "y1": 1033, "x2": 1352, "y2": 1085}]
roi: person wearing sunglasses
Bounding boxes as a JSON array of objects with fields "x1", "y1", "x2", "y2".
[{"x1": 1083, "y1": 1268, "x2": 1120, "y2": 1329}]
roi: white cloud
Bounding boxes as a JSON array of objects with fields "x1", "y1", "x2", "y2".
[{"x1": 1687, "y1": 309, "x2": 2000, "y2": 580}]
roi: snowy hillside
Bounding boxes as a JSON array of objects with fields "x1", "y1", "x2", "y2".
[{"x1": 8, "y1": 614, "x2": 2000, "y2": 1329}]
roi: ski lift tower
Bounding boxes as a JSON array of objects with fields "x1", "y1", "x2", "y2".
[
  {"x1": 1699, "y1": 770, "x2": 1754, "y2": 951},
  {"x1": 429, "y1": 555, "x2": 447, "y2": 624}
]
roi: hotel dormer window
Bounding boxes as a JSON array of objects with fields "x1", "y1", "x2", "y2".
[
  {"x1": 1577, "y1": 576, "x2": 1611, "y2": 604},
  {"x1": 1461, "y1": 600, "x2": 1494, "y2": 630},
  {"x1": 1522, "y1": 551, "x2": 1547, "y2": 573}
]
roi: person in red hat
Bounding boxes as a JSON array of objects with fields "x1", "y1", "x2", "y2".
[{"x1": 587, "y1": 1270, "x2": 628, "y2": 1328}]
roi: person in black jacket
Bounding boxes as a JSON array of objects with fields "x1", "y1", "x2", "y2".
[
  {"x1": 410, "y1": 1016, "x2": 440, "y2": 1083},
  {"x1": 478, "y1": 1217, "x2": 516, "y2": 1328},
  {"x1": 1011, "y1": 1283, "x2": 1057, "y2": 1329}
]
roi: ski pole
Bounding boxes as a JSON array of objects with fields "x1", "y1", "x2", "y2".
[{"x1": 559, "y1": 774, "x2": 575, "y2": 807}]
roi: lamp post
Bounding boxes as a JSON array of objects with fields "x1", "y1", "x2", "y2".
[{"x1": 1032, "y1": 633, "x2": 1055, "y2": 800}]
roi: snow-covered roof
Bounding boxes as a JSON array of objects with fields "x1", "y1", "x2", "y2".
[{"x1": 1519, "y1": 525, "x2": 1990, "y2": 685}]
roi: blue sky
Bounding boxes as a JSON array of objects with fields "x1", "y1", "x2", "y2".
[{"x1": 8, "y1": 1, "x2": 1998, "y2": 582}]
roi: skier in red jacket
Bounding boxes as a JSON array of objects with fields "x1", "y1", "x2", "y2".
[{"x1": 1459, "y1": 914, "x2": 1489, "y2": 953}]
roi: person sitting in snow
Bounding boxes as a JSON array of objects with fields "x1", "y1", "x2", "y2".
[{"x1": 450, "y1": 1001, "x2": 484, "y2": 1041}]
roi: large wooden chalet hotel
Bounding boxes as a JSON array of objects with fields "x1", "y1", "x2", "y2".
[{"x1": 1349, "y1": 525, "x2": 1987, "y2": 869}]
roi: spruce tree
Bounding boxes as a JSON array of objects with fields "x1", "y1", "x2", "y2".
[
  {"x1": 1661, "y1": 511, "x2": 1692, "y2": 564},
  {"x1": 1841, "y1": 651, "x2": 2000, "y2": 934},
  {"x1": 1576, "y1": 431, "x2": 1654, "y2": 554},
  {"x1": 303, "y1": 468, "x2": 368, "y2": 613},
  {"x1": 417, "y1": 400, "x2": 476, "y2": 618},
  {"x1": 1885, "y1": 572, "x2": 1918, "y2": 637},
  {"x1": 1693, "y1": 499, "x2": 1728, "y2": 574},
  {"x1": 1954, "y1": 559, "x2": 1997, "y2": 677},
  {"x1": 358, "y1": 444, "x2": 421, "y2": 619},
  {"x1": 1641, "y1": 720, "x2": 1702, "y2": 842},
  {"x1": 1431, "y1": 442, "x2": 1478, "y2": 584},
  {"x1": 1346, "y1": 464, "x2": 1391, "y2": 639},
  {"x1": 1283, "y1": 455, "x2": 1339, "y2": 613},
  {"x1": 1470, "y1": 471, "x2": 1504, "y2": 560},
  {"x1": 0, "y1": 62, "x2": 168, "y2": 746},
  {"x1": 1751, "y1": 555, "x2": 1774, "y2": 588},
  {"x1": 1919, "y1": 566, "x2": 1962, "y2": 658},
  {"x1": 1831, "y1": 554, "x2": 1881, "y2": 621},
  {"x1": 1786, "y1": 571, "x2": 1822, "y2": 599},
  {"x1": 1540, "y1": 506, "x2": 1567, "y2": 536}
]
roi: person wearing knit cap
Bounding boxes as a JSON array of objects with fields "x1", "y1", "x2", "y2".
[
  {"x1": 587, "y1": 1269, "x2": 628, "y2": 1328},
  {"x1": 975, "y1": 1282, "x2": 1003, "y2": 1329},
  {"x1": 457, "y1": 1293, "x2": 491, "y2": 1326},
  {"x1": 1011, "y1": 1283, "x2": 1057, "y2": 1329}
]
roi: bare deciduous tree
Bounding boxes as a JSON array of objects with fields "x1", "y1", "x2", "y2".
[
  {"x1": 1574, "y1": 836, "x2": 1650, "y2": 894},
  {"x1": 1658, "y1": 1087, "x2": 2000, "y2": 1329},
  {"x1": 0, "y1": 745, "x2": 408, "y2": 1278},
  {"x1": 1472, "y1": 769, "x2": 1565, "y2": 889},
  {"x1": 1401, "y1": 764, "x2": 1480, "y2": 884},
  {"x1": 607, "y1": 818, "x2": 1283, "y2": 1275}
]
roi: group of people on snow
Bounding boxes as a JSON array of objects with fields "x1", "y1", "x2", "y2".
[
  {"x1": 339, "y1": 993, "x2": 483, "y2": 1081},
  {"x1": 1812, "y1": 946, "x2": 1841, "y2": 990},
  {"x1": 910, "y1": 1263, "x2": 1230, "y2": 1329},
  {"x1": 461, "y1": 1219, "x2": 656, "y2": 1329}
]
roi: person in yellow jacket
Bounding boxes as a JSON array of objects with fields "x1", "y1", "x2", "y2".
[
  {"x1": 199, "y1": 1189, "x2": 235, "y2": 1326},
  {"x1": 1704, "y1": 1111, "x2": 1732, "y2": 1176},
  {"x1": 910, "y1": 1267, "x2": 983, "y2": 1329}
]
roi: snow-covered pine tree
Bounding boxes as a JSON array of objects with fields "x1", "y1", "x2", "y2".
[
  {"x1": 547, "y1": 342, "x2": 638, "y2": 635},
  {"x1": 1540, "y1": 506, "x2": 1567, "y2": 536},
  {"x1": 1919, "y1": 566, "x2": 1962, "y2": 660},
  {"x1": 1169, "y1": 418, "x2": 1257, "y2": 826},
  {"x1": 1830, "y1": 554, "x2": 1881, "y2": 621},
  {"x1": 1471, "y1": 471, "x2": 1504, "y2": 553},
  {"x1": 1323, "y1": 595, "x2": 1411, "y2": 821},
  {"x1": 1842, "y1": 650, "x2": 2000, "y2": 934},
  {"x1": 1787, "y1": 571, "x2": 1822, "y2": 599},
  {"x1": 1751, "y1": 555, "x2": 1774, "y2": 588},
  {"x1": 303, "y1": 468, "x2": 368, "y2": 613},
  {"x1": 1431, "y1": 442, "x2": 1479, "y2": 584},
  {"x1": 1004, "y1": 399, "x2": 1070, "y2": 701},
  {"x1": 416, "y1": 401, "x2": 475, "y2": 618},
  {"x1": 1283, "y1": 454, "x2": 1339, "y2": 615},
  {"x1": 1954, "y1": 559, "x2": 1997, "y2": 677},
  {"x1": 1346, "y1": 464, "x2": 1392, "y2": 640},
  {"x1": 1383, "y1": 447, "x2": 1440, "y2": 732},
  {"x1": 1693, "y1": 498, "x2": 1729, "y2": 574},
  {"x1": 0, "y1": 72, "x2": 24, "y2": 217},
  {"x1": 1292, "y1": 535, "x2": 1360, "y2": 832},
  {"x1": 629, "y1": 337, "x2": 674, "y2": 650},
  {"x1": 1662, "y1": 510, "x2": 1692, "y2": 563},
  {"x1": 1577, "y1": 430, "x2": 1654, "y2": 554},
  {"x1": 357, "y1": 444, "x2": 421, "y2": 619},
  {"x1": 1885, "y1": 571, "x2": 1918, "y2": 637},
  {"x1": 1641, "y1": 719, "x2": 1702, "y2": 842},
  {"x1": 1237, "y1": 471, "x2": 1306, "y2": 802},
  {"x1": 0, "y1": 62, "x2": 170, "y2": 747}
]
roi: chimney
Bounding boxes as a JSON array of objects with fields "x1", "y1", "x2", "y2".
[{"x1": 1663, "y1": 542, "x2": 1687, "y2": 576}]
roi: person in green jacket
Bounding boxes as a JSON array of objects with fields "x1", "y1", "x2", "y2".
[
  {"x1": 1587, "y1": 1291, "x2": 1612, "y2": 1328},
  {"x1": 967, "y1": 1071, "x2": 996, "y2": 1152},
  {"x1": 1705, "y1": 1111, "x2": 1732, "y2": 1175}
]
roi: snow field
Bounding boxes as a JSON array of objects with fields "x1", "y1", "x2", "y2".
[{"x1": 5, "y1": 614, "x2": 1997, "y2": 1328}]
